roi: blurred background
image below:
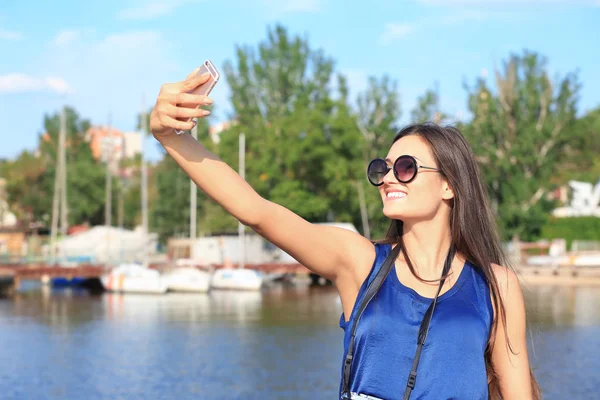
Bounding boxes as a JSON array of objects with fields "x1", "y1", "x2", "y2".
[{"x1": 1, "y1": 0, "x2": 599, "y2": 399}]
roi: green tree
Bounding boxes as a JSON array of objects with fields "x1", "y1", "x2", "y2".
[
  {"x1": 556, "y1": 106, "x2": 600, "y2": 183},
  {"x1": 357, "y1": 75, "x2": 401, "y2": 160},
  {"x1": 145, "y1": 115, "x2": 213, "y2": 242},
  {"x1": 410, "y1": 83, "x2": 449, "y2": 124},
  {"x1": 221, "y1": 25, "x2": 342, "y2": 225},
  {"x1": 2, "y1": 150, "x2": 49, "y2": 224},
  {"x1": 356, "y1": 75, "x2": 402, "y2": 239},
  {"x1": 321, "y1": 75, "x2": 369, "y2": 232},
  {"x1": 118, "y1": 154, "x2": 142, "y2": 229},
  {"x1": 219, "y1": 26, "x2": 405, "y2": 239},
  {"x1": 462, "y1": 51, "x2": 581, "y2": 241},
  {"x1": 4, "y1": 107, "x2": 107, "y2": 227}
]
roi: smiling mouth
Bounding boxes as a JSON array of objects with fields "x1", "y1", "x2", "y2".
[{"x1": 386, "y1": 192, "x2": 407, "y2": 199}]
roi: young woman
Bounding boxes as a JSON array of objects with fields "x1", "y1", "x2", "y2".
[{"x1": 150, "y1": 70, "x2": 541, "y2": 399}]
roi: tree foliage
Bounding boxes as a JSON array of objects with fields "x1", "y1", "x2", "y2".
[
  {"x1": 2, "y1": 28, "x2": 597, "y2": 247},
  {"x1": 461, "y1": 51, "x2": 581, "y2": 240},
  {"x1": 3, "y1": 107, "x2": 107, "y2": 227}
]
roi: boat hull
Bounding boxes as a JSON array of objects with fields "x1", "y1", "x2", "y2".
[
  {"x1": 211, "y1": 269, "x2": 263, "y2": 291},
  {"x1": 101, "y1": 264, "x2": 167, "y2": 294},
  {"x1": 164, "y1": 268, "x2": 212, "y2": 293}
]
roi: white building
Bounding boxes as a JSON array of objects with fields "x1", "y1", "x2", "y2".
[
  {"x1": 0, "y1": 178, "x2": 17, "y2": 227},
  {"x1": 122, "y1": 131, "x2": 142, "y2": 159},
  {"x1": 185, "y1": 222, "x2": 358, "y2": 265},
  {"x1": 552, "y1": 179, "x2": 600, "y2": 217}
]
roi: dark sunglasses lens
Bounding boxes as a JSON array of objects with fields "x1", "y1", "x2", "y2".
[
  {"x1": 394, "y1": 157, "x2": 416, "y2": 182},
  {"x1": 367, "y1": 159, "x2": 388, "y2": 185}
]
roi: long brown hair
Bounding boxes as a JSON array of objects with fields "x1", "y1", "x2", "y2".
[{"x1": 377, "y1": 123, "x2": 541, "y2": 399}]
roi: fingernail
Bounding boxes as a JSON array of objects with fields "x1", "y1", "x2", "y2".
[
  {"x1": 203, "y1": 110, "x2": 211, "y2": 116},
  {"x1": 201, "y1": 73, "x2": 210, "y2": 79},
  {"x1": 205, "y1": 97, "x2": 213, "y2": 104}
]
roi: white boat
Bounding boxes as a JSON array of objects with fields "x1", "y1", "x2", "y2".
[
  {"x1": 101, "y1": 264, "x2": 167, "y2": 294},
  {"x1": 211, "y1": 268, "x2": 263, "y2": 291},
  {"x1": 163, "y1": 267, "x2": 212, "y2": 293},
  {"x1": 572, "y1": 252, "x2": 600, "y2": 267},
  {"x1": 526, "y1": 255, "x2": 570, "y2": 266}
]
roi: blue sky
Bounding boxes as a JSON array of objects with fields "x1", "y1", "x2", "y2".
[{"x1": 1, "y1": 0, "x2": 599, "y2": 162}]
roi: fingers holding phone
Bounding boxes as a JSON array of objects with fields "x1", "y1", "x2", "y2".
[{"x1": 150, "y1": 60, "x2": 220, "y2": 140}]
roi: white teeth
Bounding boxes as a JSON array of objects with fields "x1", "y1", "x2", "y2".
[{"x1": 387, "y1": 192, "x2": 407, "y2": 198}]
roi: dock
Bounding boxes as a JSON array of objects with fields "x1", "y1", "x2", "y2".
[
  {"x1": 0, "y1": 262, "x2": 597, "y2": 294},
  {"x1": 0, "y1": 262, "x2": 311, "y2": 292},
  {"x1": 0, "y1": 268, "x2": 15, "y2": 296},
  {"x1": 516, "y1": 265, "x2": 600, "y2": 286}
]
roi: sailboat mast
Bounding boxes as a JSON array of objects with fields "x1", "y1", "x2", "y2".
[
  {"x1": 141, "y1": 97, "x2": 149, "y2": 267},
  {"x1": 238, "y1": 133, "x2": 245, "y2": 269},
  {"x1": 59, "y1": 106, "x2": 68, "y2": 237},
  {"x1": 190, "y1": 123, "x2": 198, "y2": 241},
  {"x1": 49, "y1": 106, "x2": 66, "y2": 264}
]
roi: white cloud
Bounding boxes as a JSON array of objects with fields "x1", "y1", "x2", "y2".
[
  {"x1": 0, "y1": 73, "x2": 72, "y2": 94},
  {"x1": 438, "y1": 9, "x2": 490, "y2": 24},
  {"x1": 379, "y1": 23, "x2": 415, "y2": 45},
  {"x1": 116, "y1": 0, "x2": 203, "y2": 20},
  {"x1": 380, "y1": 10, "x2": 492, "y2": 45},
  {"x1": 0, "y1": 29, "x2": 22, "y2": 40},
  {"x1": 53, "y1": 30, "x2": 79, "y2": 46},
  {"x1": 264, "y1": 0, "x2": 322, "y2": 14},
  {"x1": 36, "y1": 29, "x2": 178, "y2": 129},
  {"x1": 3, "y1": 28, "x2": 183, "y2": 161}
]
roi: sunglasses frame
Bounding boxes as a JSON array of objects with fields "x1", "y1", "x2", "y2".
[{"x1": 367, "y1": 155, "x2": 439, "y2": 186}]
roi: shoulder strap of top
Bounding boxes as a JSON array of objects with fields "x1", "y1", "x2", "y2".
[
  {"x1": 366, "y1": 243, "x2": 393, "y2": 287},
  {"x1": 341, "y1": 243, "x2": 400, "y2": 399},
  {"x1": 349, "y1": 243, "x2": 393, "y2": 319}
]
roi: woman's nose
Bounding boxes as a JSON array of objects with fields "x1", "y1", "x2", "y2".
[{"x1": 382, "y1": 167, "x2": 397, "y2": 184}]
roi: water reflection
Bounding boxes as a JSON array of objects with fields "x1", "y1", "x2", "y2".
[
  {"x1": 0, "y1": 283, "x2": 598, "y2": 399},
  {"x1": 523, "y1": 284, "x2": 600, "y2": 327}
]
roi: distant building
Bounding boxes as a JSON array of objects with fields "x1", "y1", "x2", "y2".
[
  {"x1": 208, "y1": 120, "x2": 236, "y2": 144},
  {"x1": 0, "y1": 225, "x2": 26, "y2": 258},
  {"x1": 552, "y1": 179, "x2": 600, "y2": 217},
  {"x1": 85, "y1": 121, "x2": 231, "y2": 159},
  {"x1": 167, "y1": 223, "x2": 358, "y2": 265},
  {"x1": 85, "y1": 126, "x2": 142, "y2": 163},
  {"x1": 122, "y1": 131, "x2": 142, "y2": 159}
]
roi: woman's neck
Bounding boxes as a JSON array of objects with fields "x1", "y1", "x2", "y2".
[{"x1": 400, "y1": 218, "x2": 453, "y2": 276}]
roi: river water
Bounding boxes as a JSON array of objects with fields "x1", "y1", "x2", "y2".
[{"x1": 0, "y1": 281, "x2": 598, "y2": 399}]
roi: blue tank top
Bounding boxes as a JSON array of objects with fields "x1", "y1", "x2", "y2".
[{"x1": 339, "y1": 243, "x2": 493, "y2": 400}]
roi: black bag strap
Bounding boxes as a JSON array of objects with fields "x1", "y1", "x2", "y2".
[
  {"x1": 402, "y1": 245, "x2": 456, "y2": 400},
  {"x1": 341, "y1": 244, "x2": 400, "y2": 398}
]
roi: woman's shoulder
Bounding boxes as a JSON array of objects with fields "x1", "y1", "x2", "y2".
[
  {"x1": 476, "y1": 262, "x2": 524, "y2": 321},
  {"x1": 490, "y1": 263, "x2": 520, "y2": 292},
  {"x1": 490, "y1": 263, "x2": 524, "y2": 313},
  {"x1": 463, "y1": 259, "x2": 519, "y2": 287}
]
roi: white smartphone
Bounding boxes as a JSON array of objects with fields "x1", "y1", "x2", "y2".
[{"x1": 175, "y1": 59, "x2": 220, "y2": 135}]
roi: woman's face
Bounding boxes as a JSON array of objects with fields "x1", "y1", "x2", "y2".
[{"x1": 379, "y1": 135, "x2": 454, "y2": 221}]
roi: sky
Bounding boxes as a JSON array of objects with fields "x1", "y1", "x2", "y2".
[{"x1": 1, "y1": 0, "x2": 599, "y2": 162}]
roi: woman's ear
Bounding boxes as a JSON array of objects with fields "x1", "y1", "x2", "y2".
[{"x1": 441, "y1": 180, "x2": 455, "y2": 200}]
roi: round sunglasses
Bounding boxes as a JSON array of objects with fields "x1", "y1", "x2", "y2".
[{"x1": 367, "y1": 155, "x2": 440, "y2": 186}]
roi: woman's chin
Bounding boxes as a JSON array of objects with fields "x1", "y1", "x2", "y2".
[
  {"x1": 382, "y1": 204, "x2": 407, "y2": 220},
  {"x1": 383, "y1": 203, "x2": 427, "y2": 221}
]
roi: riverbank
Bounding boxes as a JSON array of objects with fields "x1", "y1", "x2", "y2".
[{"x1": 516, "y1": 265, "x2": 600, "y2": 286}]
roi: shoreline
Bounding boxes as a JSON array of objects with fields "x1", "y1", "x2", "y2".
[{"x1": 515, "y1": 265, "x2": 600, "y2": 286}]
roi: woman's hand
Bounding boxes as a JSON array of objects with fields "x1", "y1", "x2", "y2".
[{"x1": 150, "y1": 67, "x2": 214, "y2": 141}]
